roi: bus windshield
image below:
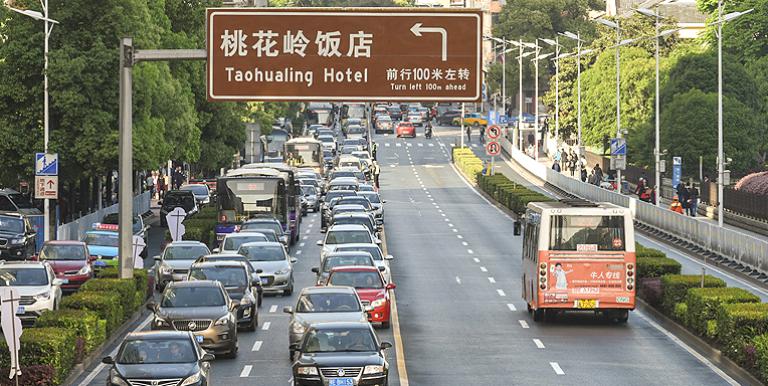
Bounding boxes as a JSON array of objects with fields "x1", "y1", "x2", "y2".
[
  {"x1": 217, "y1": 177, "x2": 286, "y2": 224},
  {"x1": 285, "y1": 142, "x2": 322, "y2": 168},
  {"x1": 549, "y1": 215, "x2": 625, "y2": 252}
]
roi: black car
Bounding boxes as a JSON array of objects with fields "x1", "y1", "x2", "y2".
[
  {"x1": 160, "y1": 190, "x2": 199, "y2": 227},
  {"x1": 387, "y1": 106, "x2": 402, "y2": 121},
  {"x1": 102, "y1": 330, "x2": 213, "y2": 386},
  {"x1": 437, "y1": 109, "x2": 462, "y2": 125},
  {"x1": 0, "y1": 213, "x2": 36, "y2": 260},
  {"x1": 292, "y1": 322, "x2": 391, "y2": 386},
  {"x1": 193, "y1": 253, "x2": 264, "y2": 308},
  {"x1": 188, "y1": 261, "x2": 260, "y2": 331}
]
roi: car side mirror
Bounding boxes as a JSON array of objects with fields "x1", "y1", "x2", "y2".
[
  {"x1": 290, "y1": 257, "x2": 298, "y2": 264},
  {"x1": 316, "y1": 240, "x2": 323, "y2": 246},
  {"x1": 153, "y1": 255, "x2": 161, "y2": 261},
  {"x1": 201, "y1": 353, "x2": 215, "y2": 362},
  {"x1": 380, "y1": 342, "x2": 393, "y2": 350},
  {"x1": 386, "y1": 283, "x2": 396, "y2": 290},
  {"x1": 384, "y1": 255, "x2": 394, "y2": 260},
  {"x1": 311, "y1": 267, "x2": 319, "y2": 274},
  {"x1": 146, "y1": 302, "x2": 157, "y2": 312},
  {"x1": 256, "y1": 269, "x2": 263, "y2": 274},
  {"x1": 378, "y1": 266, "x2": 386, "y2": 272},
  {"x1": 283, "y1": 306, "x2": 293, "y2": 314},
  {"x1": 375, "y1": 239, "x2": 382, "y2": 245},
  {"x1": 212, "y1": 248, "x2": 220, "y2": 253},
  {"x1": 101, "y1": 356, "x2": 114, "y2": 364},
  {"x1": 229, "y1": 300, "x2": 239, "y2": 311},
  {"x1": 382, "y1": 200, "x2": 387, "y2": 203}
]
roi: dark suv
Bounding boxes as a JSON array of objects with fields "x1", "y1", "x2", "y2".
[
  {"x1": 160, "y1": 190, "x2": 199, "y2": 227},
  {"x1": 0, "y1": 214, "x2": 36, "y2": 260},
  {"x1": 187, "y1": 261, "x2": 260, "y2": 331}
]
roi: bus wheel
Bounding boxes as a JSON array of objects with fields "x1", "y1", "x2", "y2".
[
  {"x1": 533, "y1": 308, "x2": 544, "y2": 322},
  {"x1": 614, "y1": 310, "x2": 629, "y2": 324}
]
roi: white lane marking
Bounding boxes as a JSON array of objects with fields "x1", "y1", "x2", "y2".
[
  {"x1": 441, "y1": 213, "x2": 446, "y2": 217},
  {"x1": 418, "y1": 143, "x2": 424, "y2": 147},
  {"x1": 430, "y1": 198, "x2": 435, "y2": 201},
  {"x1": 488, "y1": 277, "x2": 496, "y2": 283},
  {"x1": 448, "y1": 223, "x2": 454, "y2": 227},
  {"x1": 467, "y1": 249, "x2": 474, "y2": 254},
  {"x1": 269, "y1": 305, "x2": 278, "y2": 313},
  {"x1": 305, "y1": 229, "x2": 310, "y2": 234},
  {"x1": 472, "y1": 144, "x2": 478, "y2": 148},
  {"x1": 296, "y1": 250, "x2": 302, "y2": 255},
  {"x1": 457, "y1": 235, "x2": 463, "y2": 239},
  {"x1": 240, "y1": 365, "x2": 253, "y2": 377},
  {"x1": 396, "y1": 143, "x2": 402, "y2": 147},
  {"x1": 390, "y1": 165, "x2": 397, "y2": 168},
  {"x1": 534, "y1": 339, "x2": 545, "y2": 349},
  {"x1": 429, "y1": 143, "x2": 434, "y2": 147},
  {"x1": 76, "y1": 315, "x2": 153, "y2": 386},
  {"x1": 461, "y1": 241, "x2": 468, "y2": 246},
  {"x1": 434, "y1": 205, "x2": 440, "y2": 209},
  {"x1": 407, "y1": 143, "x2": 412, "y2": 147},
  {"x1": 636, "y1": 311, "x2": 739, "y2": 385},
  {"x1": 252, "y1": 340, "x2": 263, "y2": 351},
  {"x1": 262, "y1": 321, "x2": 271, "y2": 331},
  {"x1": 473, "y1": 258, "x2": 480, "y2": 263},
  {"x1": 497, "y1": 289, "x2": 506, "y2": 297},
  {"x1": 302, "y1": 236, "x2": 308, "y2": 240},
  {"x1": 426, "y1": 194, "x2": 432, "y2": 198},
  {"x1": 456, "y1": 276, "x2": 462, "y2": 284},
  {"x1": 444, "y1": 218, "x2": 450, "y2": 222},
  {"x1": 452, "y1": 229, "x2": 458, "y2": 232},
  {"x1": 385, "y1": 143, "x2": 391, "y2": 147},
  {"x1": 507, "y1": 303, "x2": 517, "y2": 311},
  {"x1": 299, "y1": 242, "x2": 305, "y2": 247},
  {"x1": 550, "y1": 362, "x2": 565, "y2": 375},
  {"x1": 519, "y1": 320, "x2": 529, "y2": 329},
  {"x1": 480, "y1": 266, "x2": 488, "y2": 272}
]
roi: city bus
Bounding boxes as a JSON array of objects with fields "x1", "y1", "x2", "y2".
[
  {"x1": 215, "y1": 173, "x2": 287, "y2": 244},
  {"x1": 263, "y1": 128, "x2": 292, "y2": 159},
  {"x1": 284, "y1": 138, "x2": 324, "y2": 176},
  {"x1": 521, "y1": 199, "x2": 635, "y2": 323},
  {"x1": 237, "y1": 163, "x2": 302, "y2": 244}
]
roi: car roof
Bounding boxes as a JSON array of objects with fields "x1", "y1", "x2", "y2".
[
  {"x1": 201, "y1": 253, "x2": 247, "y2": 260},
  {"x1": 0, "y1": 261, "x2": 47, "y2": 269},
  {"x1": 243, "y1": 218, "x2": 280, "y2": 224},
  {"x1": 190, "y1": 261, "x2": 248, "y2": 269},
  {"x1": 239, "y1": 241, "x2": 283, "y2": 248},
  {"x1": 328, "y1": 224, "x2": 369, "y2": 232},
  {"x1": 243, "y1": 228, "x2": 277, "y2": 236},
  {"x1": 44, "y1": 240, "x2": 86, "y2": 246},
  {"x1": 165, "y1": 190, "x2": 195, "y2": 196},
  {"x1": 329, "y1": 265, "x2": 379, "y2": 273},
  {"x1": 326, "y1": 251, "x2": 373, "y2": 258},
  {"x1": 85, "y1": 230, "x2": 118, "y2": 236},
  {"x1": 169, "y1": 279, "x2": 222, "y2": 288},
  {"x1": 300, "y1": 286, "x2": 357, "y2": 295},
  {"x1": 334, "y1": 204, "x2": 366, "y2": 210},
  {"x1": 334, "y1": 243, "x2": 380, "y2": 249},
  {"x1": 333, "y1": 213, "x2": 371, "y2": 219},
  {"x1": 168, "y1": 240, "x2": 207, "y2": 247},
  {"x1": 125, "y1": 330, "x2": 191, "y2": 341},
  {"x1": 225, "y1": 232, "x2": 266, "y2": 238},
  {"x1": 309, "y1": 321, "x2": 372, "y2": 330}
]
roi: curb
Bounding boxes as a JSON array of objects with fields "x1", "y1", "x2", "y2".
[{"x1": 62, "y1": 305, "x2": 150, "y2": 386}]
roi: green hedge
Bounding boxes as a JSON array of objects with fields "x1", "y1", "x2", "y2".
[
  {"x1": 61, "y1": 291, "x2": 124, "y2": 334},
  {"x1": 754, "y1": 334, "x2": 768, "y2": 383},
  {"x1": 660, "y1": 274, "x2": 726, "y2": 314},
  {"x1": 685, "y1": 287, "x2": 760, "y2": 337},
  {"x1": 95, "y1": 268, "x2": 150, "y2": 303},
  {"x1": 717, "y1": 303, "x2": 768, "y2": 366},
  {"x1": 36, "y1": 309, "x2": 107, "y2": 354},
  {"x1": 635, "y1": 244, "x2": 667, "y2": 258},
  {"x1": 452, "y1": 147, "x2": 483, "y2": 183},
  {"x1": 82, "y1": 278, "x2": 140, "y2": 317},
  {"x1": 0, "y1": 327, "x2": 76, "y2": 384},
  {"x1": 636, "y1": 256, "x2": 682, "y2": 279},
  {"x1": 476, "y1": 174, "x2": 550, "y2": 214}
]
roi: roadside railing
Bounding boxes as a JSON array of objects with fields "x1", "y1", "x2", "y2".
[{"x1": 57, "y1": 192, "x2": 151, "y2": 241}]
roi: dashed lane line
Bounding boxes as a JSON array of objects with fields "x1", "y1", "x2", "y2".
[
  {"x1": 240, "y1": 365, "x2": 253, "y2": 377},
  {"x1": 488, "y1": 277, "x2": 496, "y2": 283},
  {"x1": 456, "y1": 276, "x2": 462, "y2": 285},
  {"x1": 461, "y1": 241, "x2": 468, "y2": 246},
  {"x1": 496, "y1": 289, "x2": 506, "y2": 297},
  {"x1": 473, "y1": 258, "x2": 480, "y2": 263},
  {"x1": 467, "y1": 249, "x2": 474, "y2": 254},
  {"x1": 262, "y1": 321, "x2": 271, "y2": 331},
  {"x1": 550, "y1": 362, "x2": 565, "y2": 375},
  {"x1": 269, "y1": 305, "x2": 278, "y2": 313},
  {"x1": 480, "y1": 266, "x2": 488, "y2": 272},
  {"x1": 533, "y1": 339, "x2": 545, "y2": 349},
  {"x1": 507, "y1": 303, "x2": 517, "y2": 311},
  {"x1": 519, "y1": 320, "x2": 529, "y2": 329},
  {"x1": 252, "y1": 341, "x2": 263, "y2": 351}
]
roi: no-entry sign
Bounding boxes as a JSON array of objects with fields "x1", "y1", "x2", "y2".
[{"x1": 206, "y1": 8, "x2": 481, "y2": 101}]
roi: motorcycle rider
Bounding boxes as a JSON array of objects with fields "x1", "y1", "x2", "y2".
[{"x1": 425, "y1": 120, "x2": 433, "y2": 139}]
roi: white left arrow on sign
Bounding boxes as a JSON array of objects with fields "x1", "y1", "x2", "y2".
[{"x1": 411, "y1": 23, "x2": 448, "y2": 61}]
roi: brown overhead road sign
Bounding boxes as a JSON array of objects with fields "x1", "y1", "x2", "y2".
[{"x1": 206, "y1": 8, "x2": 481, "y2": 101}]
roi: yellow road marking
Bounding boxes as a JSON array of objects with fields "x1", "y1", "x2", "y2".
[{"x1": 381, "y1": 230, "x2": 409, "y2": 386}]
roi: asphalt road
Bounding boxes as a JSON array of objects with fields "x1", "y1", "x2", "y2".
[{"x1": 72, "y1": 123, "x2": 748, "y2": 386}]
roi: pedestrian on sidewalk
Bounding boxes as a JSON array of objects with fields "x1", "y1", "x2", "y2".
[
  {"x1": 146, "y1": 173, "x2": 155, "y2": 197},
  {"x1": 635, "y1": 173, "x2": 647, "y2": 196},
  {"x1": 465, "y1": 126, "x2": 471, "y2": 143},
  {"x1": 479, "y1": 126, "x2": 485, "y2": 143},
  {"x1": 372, "y1": 142, "x2": 378, "y2": 161},
  {"x1": 593, "y1": 164, "x2": 603, "y2": 181},
  {"x1": 151, "y1": 171, "x2": 159, "y2": 199},
  {"x1": 687, "y1": 183, "x2": 699, "y2": 217},
  {"x1": 373, "y1": 161, "x2": 381, "y2": 189},
  {"x1": 679, "y1": 183, "x2": 690, "y2": 214},
  {"x1": 580, "y1": 165, "x2": 588, "y2": 182},
  {"x1": 157, "y1": 172, "x2": 166, "y2": 200},
  {"x1": 552, "y1": 161, "x2": 561, "y2": 173},
  {"x1": 670, "y1": 196, "x2": 684, "y2": 214},
  {"x1": 554, "y1": 148, "x2": 562, "y2": 169},
  {"x1": 568, "y1": 151, "x2": 577, "y2": 177}
]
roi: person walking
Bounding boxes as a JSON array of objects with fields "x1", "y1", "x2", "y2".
[
  {"x1": 145, "y1": 173, "x2": 155, "y2": 197},
  {"x1": 568, "y1": 151, "x2": 577, "y2": 177},
  {"x1": 679, "y1": 183, "x2": 690, "y2": 215},
  {"x1": 372, "y1": 161, "x2": 381, "y2": 189},
  {"x1": 372, "y1": 142, "x2": 378, "y2": 161},
  {"x1": 465, "y1": 126, "x2": 471, "y2": 143},
  {"x1": 554, "y1": 148, "x2": 562, "y2": 170},
  {"x1": 687, "y1": 183, "x2": 699, "y2": 217},
  {"x1": 552, "y1": 160, "x2": 561, "y2": 173},
  {"x1": 580, "y1": 165, "x2": 588, "y2": 182},
  {"x1": 593, "y1": 164, "x2": 603, "y2": 181},
  {"x1": 479, "y1": 125, "x2": 485, "y2": 144}
]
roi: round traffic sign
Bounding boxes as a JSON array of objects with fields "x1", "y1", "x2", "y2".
[
  {"x1": 487, "y1": 125, "x2": 501, "y2": 140},
  {"x1": 486, "y1": 141, "x2": 501, "y2": 156}
]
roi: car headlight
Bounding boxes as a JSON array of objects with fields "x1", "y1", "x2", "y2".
[
  {"x1": 153, "y1": 315, "x2": 169, "y2": 327},
  {"x1": 109, "y1": 372, "x2": 130, "y2": 386},
  {"x1": 296, "y1": 366, "x2": 318, "y2": 376},
  {"x1": 180, "y1": 372, "x2": 202, "y2": 386},
  {"x1": 290, "y1": 322, "x2": 306, "y2": 335},
  {"x1": 214, "y1": 314, "x2": 230, "y2": 326},
  {"x1": 10, "y1": 238, "x2": 24, "y2": 245},
  {"x1": 363, "y1": 365, "x2": 385, "y2": 375},
  {"x1": 78, "y1": 264, "x2": 92, "y2": 275},
  {"x1": 371, "y1": 298, "x2": 386, "y2": 308},
  {"x1": 274, "y1": 268, "x2": 291, "y2": 276},
  {"x1": 159, "y1": 265, "x2": 172, "y2": 275},
  {"x1": 34, "y1": 292, "x2": 51, "y2": 301}
]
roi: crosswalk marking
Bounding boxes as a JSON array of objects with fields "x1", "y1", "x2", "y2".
[
  {"x1": 252, "y1": 341, "x2": 263, "y2": 351},
  {"x1": 396, "y1": 143, "x2": 402, "y2": 147},
  {"x1": 417, "y1": 143, "x2": 423, "y2": 147},
  {"x1": 428, "y1": 143, "x2": 434, "y2": 147}
]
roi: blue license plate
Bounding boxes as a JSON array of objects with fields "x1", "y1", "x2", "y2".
[
  {"x1": 15, "y1": 306, "x2": 24, "y2": 315},
  {"x1": 329, "y1": 379, "x2": 354, "y2": 386},
  {"x1": 196, "y1": 335, "x2": 204, "y2": 343}
]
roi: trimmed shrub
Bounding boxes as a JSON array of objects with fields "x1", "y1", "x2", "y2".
[
  {"x1": 81, "y1": 279, "x2": 138, "y2": 318},
  {"x1": 183, "y1": 226, "x2": 205, "y2": 243},
  {"x1": 96, "y1": 268, "x2": 149, "y2": 301},
  {"x1": 636, "y1": 257, "x2": 682, "y2": 279},
  {"x1": 636, "y1": 245, "x2": 667, "y2": 258},
  {"x1": 36, "y1": 309, "x2": 107, "y2": 354},
  {"x1": 754, "y1": 333, "x2": 768, "y2": 383},
  {"x1": 638, "y1": 277, "x2": 663, "y2": 306},
  {"x1": 0, "y1": 327, "x2": 76, "y2": 384},
  {"x1": 685, "y1": 287, "x2": 760, "y2": 336},
  {"x1": 673, "y1": 302, "x2": 688, "y2": 322},
  {"x1": 62, "y1": 291, "x2": 123, "y2": 334},
  {"x1": 717, "y1": 303, "x2": 768, "y2": 366},
  {"x1": 0, "y1": 365, "x2": 55, "y2": 386},
  {"x1": 660, "y1": 274, "x2": 726, "y2": 314}
]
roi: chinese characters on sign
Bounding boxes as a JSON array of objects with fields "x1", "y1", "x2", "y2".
[{"x1": 207, "y1": 9, "x2": 481, "y2": 101}]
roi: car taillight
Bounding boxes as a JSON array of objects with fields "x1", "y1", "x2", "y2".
[{"x1": 539, "y1": 263, "x2": 547, "y2": 290}]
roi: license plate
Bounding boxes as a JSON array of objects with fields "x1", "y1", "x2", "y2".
[
  {"x1": 195, "y1": 335, "x2": 204, "y2": 343},
  {"x1": 15, "y1": 306, "x2": 24, "y2": 315},
  {"x1": 575, "y1": 299, "x2": 597, "y2": 309},
  {"x1": 329, "y1": 379, "x2": 354, "y2": 386}
]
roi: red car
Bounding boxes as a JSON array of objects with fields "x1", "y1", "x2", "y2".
[
  {"x1": 396, "y1": 122, "x2": 416, "y2": 138},
  {"x1": 36, "y1": 240, "x2": 94, "y2": 291},
  {"x1": 325, "y1": 266, "x2": 396, "y2": 328}
]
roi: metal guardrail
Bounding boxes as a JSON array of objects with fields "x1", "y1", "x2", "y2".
[
  {"x1": 57, "y1": 192, "x2": 151, "y2": 241},
  {"x1": 501, "y1": 136, "x2": 768, "y2": 276}
]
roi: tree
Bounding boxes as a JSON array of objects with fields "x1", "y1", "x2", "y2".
[{"x1": 697, "y1": 0, "x2": 768, "y2": 62}]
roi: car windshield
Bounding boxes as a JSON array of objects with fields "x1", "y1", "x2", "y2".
[
  {"x1": 117, "y1": 339, "x2": 196, "y2": 364},
  {"x1": 318, "y1": 136, "x2": 334, "y2": 143},
  {"x1": 7, "y1": 193, "x2": 33, "y2": 209},
  {"x1": 326, "y1": 230, "x2": 372, "y2": 244},
  {"x1": 329, "y1": 271, "x2": 383, "y2": 289},
  {"x1": 0, "y1": 217, "x2": 24, "y2": 233},
  {"x1": 39, "y1": 245, "x2": 86, "y2": 261},
  {"x1": 162, "y1": 286, "x2": 225, "y2": 307},
  {"x1": 334, "y1": 217, "x2": 372, "y2": 230},
  {"x1": 301, "y1": 186, "x2": 317, "y2": 196},
  {"x1": 189, "y1": 267, "x2": 247, "y2": 287},
  {"x1": 297, "y1": 293, "x2": 361, "y2": 313},
  {"x1": 163, "y1": 193, "x2": 195, "y2": 207},
  {"x1": 223, "y1": 235, "x2": 267, "y2": 251},
  {"x1": 360, "y1": 194, "x2": 380, "y2": 204},
  {"x1": 241, "y1": 222, "x2": 283, "y2": 235},
  {"x1": 325, "y1": 192, "x2": 355, "y2": 202},
  {"x1": 323, "y1": 255, "x2": 373, "y2": 272},
  {"x1": 83, "y1": 233, "x2": 118, "y2": 247},
  {"x1": 333, "y1": 207, "x2": 366, "y2": 215},
  {"x1": 238, "y1": 244, "x2": 286, "y2": 262},
  {"x1": 164, "y1": 245, "x2": 209, "y2": 260},
  {"x1": 181, "y1": 185, "x2": 209, "y2": 196},
  {"x1": 303, "y1": 328, "x2": 377, "y2": 353},
  {"x1": 336, "y1": 246, "x2": 383, "y2": 261},
  {"x1": 0, "y1": 268, "x2": 48, "y2": 286}
]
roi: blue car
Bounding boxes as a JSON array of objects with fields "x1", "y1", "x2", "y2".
[{"x1": 82, "y1": 229, "x2": 119, "y2": 268}]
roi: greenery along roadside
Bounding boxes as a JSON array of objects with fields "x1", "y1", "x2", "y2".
[{"x1": 0, "y1": 269, "x2": 150, "y2": 385}]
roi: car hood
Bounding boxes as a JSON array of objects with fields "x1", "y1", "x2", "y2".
[
  {"x1": 0, "y1": 230, "x2": 22, "y2": 239},
  {"x1": 46, "y1": 260, "x2": 87, "y2": 272},
  {"x1": 157, "y1": 306, "x2": 229, "y2": 320},
  {"x1": 354, "y1": 288, "x2": 386, "y2": 302},
  {"x1": 161, "y1": 260, "x2": 195, "y2": 270},
  {"x1": 88, "y1": 246, "x2": 118, "y2": 258},
  {"x1": 115, "y1": 362, "x2": 198, "y2": 379},
  {"x1": 249, "y1": 261, "x2": 289, "y2": 274},
  {"x1": 224, "y1": 287, "x2": 247, "y2": 301},
  {"x1": 13, "y1": 285, "x2": 50, "y2": 297},
  {"x1": 297, "y1": 352, "x2": 383, "y2": 368},
  {"x1": 295, "y1": 312, "x2": 367, "y2": 328}
]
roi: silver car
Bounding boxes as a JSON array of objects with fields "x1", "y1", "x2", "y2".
[
  {"x1": 238, "y1": 241, "x2": 296, "y2": 295},
  {"x1": 215, "y1": 232, "x2": 268, "y2": 254},
  {"x1": 154, "y1": 241, "x2": 211, "y2": 291},
  {"x1": 284, "y1": 286, "x2": 369, "y2": 360}
]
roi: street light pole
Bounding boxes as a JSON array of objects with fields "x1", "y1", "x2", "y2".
[
  {"x1": 533, "y1": 40, "x2": 540, "y2": 159},
  {"x1": 502, "y1": 39, "x2": 506, "y2": 118},
  {"x1": 518, "y1": 39, "x2": 524, "y2": 150},
  {"x1": 717, "y1": 0, "x2": 724, "y2": 227},
  {"x1": 554, "y1": 37, "x2": 560, "y2": 143},
  {"x1": 597, "y1": 18, "x2": 622, "y2": 190},
  {"x1": 654, "y1": 11, "x2": 661, "y2": 207}
]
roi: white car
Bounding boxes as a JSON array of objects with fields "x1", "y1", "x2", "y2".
[
  {"x1": 407, "y1": 113, "x2": 422, "y2": 126},
  {"x1": 333, "y1": 243, "x2": 394, "y2": 283},
  {"x1": 215, "y1": 232, "x2": 269, "y2": 254},
  {"x1": 0, "y1": 261, "x2": 64, "y2": 322},
  {"x1": 316, "y1": 224, "x2": 380, "y2": 260}
]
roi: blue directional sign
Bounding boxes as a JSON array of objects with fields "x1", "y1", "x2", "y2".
[
  {"x1": 498, "y1": 115, "x2": 509, "y2": 125},
  {"x1": 35, "y1": 153, "x2": 58, "y2": 176},
  {"x1": 610, "y1": 138, "x2": 626, "y2": 156},
  {"x1": 672, "y1": 156, "x2": 682, "y2": 191}
]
